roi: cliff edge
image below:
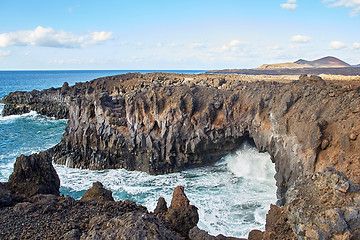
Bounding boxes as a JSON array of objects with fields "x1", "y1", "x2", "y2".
[{"x1": 2, "y1": 73, "x2": 359, "y2": 202}]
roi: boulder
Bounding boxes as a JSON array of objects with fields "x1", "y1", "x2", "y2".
[
  {"x1": 8, "y1": 152, "x2": 60, "y2": 198},
  {"x1": 80, "y1": 181, "x2": 114, "y2": 202},
  {"x1": 165, "y1": 186, "x2": 199, "y2": 238}
]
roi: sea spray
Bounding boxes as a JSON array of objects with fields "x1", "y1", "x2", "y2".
[
  {"x1": 0, "y1": 110, "x2": 277, "y2": 237},
  {"x1": 0, "y1": 112, "x2": 67, "y2": 181},
  {"x1": 56, "y1": 143, "x2": 277, "y2": 238},
  {"x1": 226, "y1": 142, "x2": 276, "y2": 182},
  {"x1": 0, "y1": 107, "x2": 277, "y2": 238}
]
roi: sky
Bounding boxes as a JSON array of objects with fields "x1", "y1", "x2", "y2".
[{"x1": 0, "y1": 0, "x2": 359, "y2": 70}]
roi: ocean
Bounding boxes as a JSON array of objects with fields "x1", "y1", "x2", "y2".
[{"x1": 0, "y1": 70, "x2": 277, "y2": 238}]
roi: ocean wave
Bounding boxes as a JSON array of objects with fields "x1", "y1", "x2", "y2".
[
  {"x1": 0, "y1": 111, "x2": 38, "y2": 123},
  {"x1": 55, "y1": 144, "x2": 277, "y2": 238}
]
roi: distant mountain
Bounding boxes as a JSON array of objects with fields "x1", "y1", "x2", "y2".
[
  {"x1": 256, "y1": 56, "x2": 351, "y2": 70},
  {"x1": 257, "y1": 62, "x2": 312, "y2": 69},
  {"x1": 294, "y1": 56, "x2": 351, "y2": 68}
]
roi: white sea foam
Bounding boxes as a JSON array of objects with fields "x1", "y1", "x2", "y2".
[
  {"x1": 55, "y1": 143, "x2": 277, "y2": 238},
  {"x1": 0, "y1": 110, "x2": 38, "y2": 123},
  {"x1": 226, "y1": 143, "x2": 276, "y2": 183}
]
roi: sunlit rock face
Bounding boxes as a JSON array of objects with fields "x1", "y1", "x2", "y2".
[{"x1": 3, "y1": 73, "x2": 360, "y2": 201}]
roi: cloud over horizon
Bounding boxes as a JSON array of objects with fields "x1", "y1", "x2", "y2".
[
  {"x1": 281, "y1": 0, "x2": 298, "y2": 10},
  {"x1": 324, "y1": 0, "x2": 360, "y2": 16},
  {"x1": 0, "y1": 26, "x2": 113, "y2": 48},
  {"x1": 330, "y1": 41, "x2": 346, "y2": 49}
]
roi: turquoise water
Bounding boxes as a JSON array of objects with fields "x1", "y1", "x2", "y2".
[{"x1": 0, "y1": 70, "x2": 276, "y2": 238}]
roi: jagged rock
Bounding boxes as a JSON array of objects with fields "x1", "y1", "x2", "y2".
[
  {"x1": 0, "y1": 185, "x2": 195, "y2": 239},
  {"x1": 8, "y1": 152, "x2": 60, "y2": 197},
  {"x1": 285, "y1": 167, "x2": 360, "y2": 239},
  {"x1": 250, "y1": 204, "x2": 297, "y2": 240},
  {"x1": 154, "y1": 197, "x2": 168, "y2": 215},
  {"x1": 165, "y1": 186, "x2": 199, "y2": 239},
  {"x1": 2, "y1": 72, "x2": 360, "y2": 202},
  {"x1": 80, "y1": 181, "x2": 114, "y2": 202}
]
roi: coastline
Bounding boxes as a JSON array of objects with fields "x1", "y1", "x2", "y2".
[{"x1": 1, "y1": 72, "x2": 360, "y2": 239}]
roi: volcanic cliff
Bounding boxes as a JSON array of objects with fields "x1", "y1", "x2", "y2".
[
  {"x1": 1, "y1": 72, "x2": 360, "y2": 239},
  {"x1": 2, "y1": 73, "x2": 360, "y2": 202}
]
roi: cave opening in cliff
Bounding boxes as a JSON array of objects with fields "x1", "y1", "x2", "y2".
[{"x1": 223, "y1": 136, "x2": 276, "y2": 183}]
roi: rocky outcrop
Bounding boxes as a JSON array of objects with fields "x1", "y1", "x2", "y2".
[
  {"x1": 2, "y1": 73, "x2": 359, "y2": 203},
  {"x1": 1, "y1": 146, "x2": 199, "y2": 239},
  {"x1": 250, "y1": 168, "x2": 360, "y2": 240},
  {"x1": 165, "y1": 186, "x2": 199, "y2": 238},
  {"x1": 8, "y1": 152, "x2": 60, "y2": 198},
  {"x1": 248, "y1": 205, "x2": 297, "y2": 240},
  {"x1": 285, "y1": 167, "x2": 360, "y2": 239},
  {"x1": 1, "y1": 176, "x2": 199, "y2": 240},
  {"x1": 80, "y1": 181, "x2": 114, "y2": 202}
]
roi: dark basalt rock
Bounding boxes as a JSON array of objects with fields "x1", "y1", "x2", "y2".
[
  {"x1": 0, "y1": 182, "x2": 12, "y2": 207},
  {"x1": 189, "y1": 226, "x2": 246, "y2": 240},
  {"x1": 2, "y1": 72, "x2": 360, "y2": 203},
  {"x1": 80, "y1": 181, "x2": 114, "y2": 202},
  {"x1": 0, "y1": 179, "x2": 197, "y2": 239},
  {"x1": 8, "y1": 152, "x2": 60, "y2": 198},
  {"x1": 165, "y1": 186, "x2": 199, "y2": 239}
]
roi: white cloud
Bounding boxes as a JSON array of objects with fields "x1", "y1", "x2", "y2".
[
  {"x1": 291, "y1": 35, "x2": 311, "y2": 43},
  {"x1": 323, "y1": 0, "x2": 360, "y2": 16},
  {"x1": 354, "y1": 42, "x2": 360, "y2": 49},
  {"x1": 281, "y1": 0, "x2": 298, "y2": 10},
  {"x1": 0, "y1": 26, "x2": 113, "y2": 48},
  {"x1": 229, "y1": 40, "x2": 243, "y2": 47},
  {"x1": 330, "y1": 41, "x2": 346, "y2": 49},
  {"x1": 0, "y1": 50, "x2": 11, "y2": 57},
  {"x1": 210, "y1": 40, "x2": 244, "y2": 53}
]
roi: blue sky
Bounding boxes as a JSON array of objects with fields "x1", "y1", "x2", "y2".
[{"x1": 0, "y1": 0, "x2": 359, "y2": 70}]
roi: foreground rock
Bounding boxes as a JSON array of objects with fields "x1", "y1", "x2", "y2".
[
  {"x1": 155, "y1": 186, "x2": 199, "y2": 239},
  {"x1": 0, "y1": 182, "x2": 196, "y2": 239},
  {"x1": 0, "y1": 152, "x2": 199, "y2": 239},
  {"x1": 8, "y1": 152, "x2": 60, "y2": 198},
  {"x1": 286, "y1": 167, "x2": 360, "y2": 239},
  {"x1": 250, "y1": 167, "x2": 360, "y2": 240},
  {"x1": 2, "y1": 73, "x2": 359, "y2": 203},
  {"x1": 80, "y1": 181, "x2": 114, "y2": 202}
]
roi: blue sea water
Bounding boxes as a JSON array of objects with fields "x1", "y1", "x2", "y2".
[{"x1": 0, "y1": 70, "x2": 276, "y2": 238}]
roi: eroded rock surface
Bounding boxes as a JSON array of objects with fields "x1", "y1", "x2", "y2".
[
  {"x1": 2, "y1": 73, "x2": 359, "y2": 202},
  {"x1": 285, "y1": 167, "x2": 360, "y2": 240},
  {"x1": 1, "y1": 177, "x2": 195, "y2": 240},
  {"x1": 80, "y1": 181, "x2": 114, "y2": 202},
  {"x1": 8, "y1": 152, "x2": 60, "y2": 198}
]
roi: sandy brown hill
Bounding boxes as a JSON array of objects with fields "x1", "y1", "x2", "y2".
[
  {"x1": 256, "y1": 56, "x2": 351, "y2": 70},
  {"x1": 295, "y1": 56, "x2": 351, "y2": 68}
]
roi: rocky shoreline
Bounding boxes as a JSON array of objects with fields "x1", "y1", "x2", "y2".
[{"x1": 1, "y1": 72, "x2": 360, "y2": 239}]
